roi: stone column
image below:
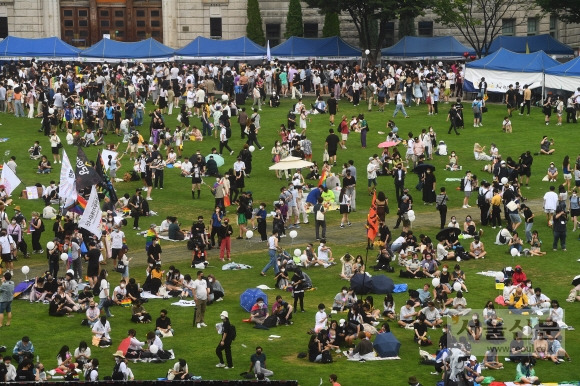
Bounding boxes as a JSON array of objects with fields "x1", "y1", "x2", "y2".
[
  {"x1": 42, "y1": 0, "x2": 61, "y2": 38},
  {"x1": 162, "y1": 0, "x2": 178, "y2": 48}
]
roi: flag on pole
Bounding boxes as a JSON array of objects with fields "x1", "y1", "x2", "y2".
[
  {"x1": 266, "y1": 40, "x2": 271, "y2": 61},
  {"x1": 0, "y1": 162, "x2": 22, "y2": 195},
  {"x1": 78, "y1": 185, "x2": 102, "y2": 237},
  {"x1": 66, "y1": 194, "x2": 88, "y2": 215},
  {"x1": 59, "y1": 149, "x2": 77, "y2": 200},
  {"x1": 317, "y1": 170, "x2": 328, "y2": 188},
  {"x1": 76, "y1": 147, "x2": 103, "y2": 192},
  {"x1": 525, "y1": 42, "x2": 530, "y2": 54},
  {"x1": 366, "y1": 191, "x2": 379, "y2": 242}
]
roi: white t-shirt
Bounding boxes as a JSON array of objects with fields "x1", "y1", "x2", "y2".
[
  {"x1": 110, "y1": 230, "x2": 125, "y2": 249},
  {"x1": 193, "y1": 279, "x2": 208, "y2": 301},
  {"x1": 318, "y1": 245, "x2": 329, "y2": 262},
  {"x1": 315, "y1": 310, "x2": 327, "y2": 331},
  {"x1": 543, "y1": 191, "x2": 558, "y2": 211},
  {"x1": 400, "y1": 305, "x2": 415, "y2": 321}
]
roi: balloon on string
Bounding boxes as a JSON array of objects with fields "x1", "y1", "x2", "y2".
[
  {"x1": 46, "y1": 241, "x2": 55, "y2": 250},
  {"x1": 149, "y1": 344, "x2": 159, "y2": 354},
  {"x1": 510, "y1": 248, "x2": 519, "y2": 257},
  {"x1": 21, "y1": 266, "x2": 30, "y2": 274},
  {"x1": 294, "y1": 248, "x2": 301, "y2": 257},
  {"x1": 245, "y1": 230, "x2": 254, "y2": 239},
  {"x1": 249, "y1": 146, "x2": 255, "y2": 152},
  {"x1": 453, "y1": 282, "x2": 462, "y2": 292},
  {"x1": 60, "y1": 253, "x2": 68, "y2": 261},
  {"x1": 289, "y1": 230, "x2": 298, "y2": 239},
  {"x1": 501, "y1": 177, "x2": 508, "y2": 185},
  {"x1": 522, "y1": 326, "x2": 532, "y2": 336},
  {"x1": 432, "y1": 278, "x2": 440, "y2": 287}
]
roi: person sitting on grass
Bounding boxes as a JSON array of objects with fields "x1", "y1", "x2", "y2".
[
  {"x1": 37, "y1": 156, "x2": 52, "y2": 174},
  {"x1": 420, "y1": 301, "x2": 443, "y2": 328},
  {"x1": 29, "y1": 141, "x2": 43, "y2": 160},
  {"x1": 465, "y1": 355, "x2": 484, "y2": 384},
  {"x1": 483, "y1": 348, "x2": 503, "y2": 371},
  {"x1": 503, "y1": 116, "x2": 512, "y2": 133},
  {"x1": 398, "y1": 300, "x2": 418, "y2": 328},
  {"x1": 515, "y1": 356, "x2": 540, "y2": 384},
  {"x1": 529, "y1": 230, "x2": 547, "y2": 256},
  {"x1": 468, "y1": 235, "x2": 486, "y2": 260},
  {"x1": 250, "y1": 297, "x2": 269, "y2": 325},
  {"x1": 540, "y1": 136, "x2": 555, "y2": 155},
  {"x1": 547, "y1": 334, "x2": 572, "y2": 363}
]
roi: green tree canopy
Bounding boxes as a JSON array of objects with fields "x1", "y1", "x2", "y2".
[
  {"x1": 285, "y1": 0, "x2": 304, "y2": 38},
  {"x1": 431, "y1": 0, "x2": 535, "y2": 57},
  {"x1": 535, "y1": 0, "x2": 580, "y2": 24},
  {"x1": 322, "y1": 12, "x2": 341, "y2": 37},
  {"x1": 246, "y1": 0, "x2": 266, "y2": 46}
]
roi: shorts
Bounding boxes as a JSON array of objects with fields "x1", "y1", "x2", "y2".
[
  {"x1": 1, "y1": 253, "x2": 12, "y2": 262},
  {"x1": 130, "y1": 144, "x2": 138, "y2": 152},
  {"x1": 328, "y1": 150, "x2": 337, "y2": 157},
  {"x1": 145, "y1": 176, "x2": 153, "y2": 186},
  {"x1": 571, "y1": 208, "x2": 580, "y2": 217},
  {"x1": 111, "y1": 248, "x2": 122, "y2": 260},
  {"x1": 544, "y1": 209, "x2": 555, "y2": 214},
  {"x1": 0, "y1": 301, "x2": 12, "y2": 313},
  {"x1": 464, "y1": 191, "x2": 472, "y2": 198},
  {"x1": 400, "y1": 319, "x2": 414, "y2": 324},
  {"x1": 378, "y1": 96, "x2": 385, "y2": 103},
  {"x1": 288, "y1": 206, "x2": 299, "y2": 218},
  {"x1": 564, "y1": 173, "x2": 572, "y2": 180},
  {"x1": 473, "y1": 113, "x2": 482, "y2": 119},
  {"x1": 51, "y1": 146, "x2": 59, "y2": 155},
  {"x1": 575, "y1": 180, "x2": 580, "y2": 187},
  {"x1": 341, "y1": 133, "x2": 348, "y2": 141},
  {"x1": 195, "y1": 102, "x2": 203, "y2": 108},
  {"x1": 509, "y1": 214, "x2": 522, "y2": 223},
  {"x1": 187, "y1": 101, "x2": 194, "y2": 109},
  {"x1": 368, "y1": 178, "x2": 377, "y2": 187}
]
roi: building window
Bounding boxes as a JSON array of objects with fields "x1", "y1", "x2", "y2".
[
  {"x1": 549, "y1": 16, "x2": 558, "y2": 39},
  {"x1": 136, "y1": 10, "x2": 145, "y2": 17},
  {"x1": 304, "y1": 23, "x2": 318, "y2": 38},
  {"x1": 502, "y1": 18, "x2": 515, "y2": 36},
  {"x1": 137, "y1": 20, "x2": 145, "y2": 27},
  {"x1": 100, "y1": 10, "x2": 109, "y2": 17},
  {"x1": 115, "y1": 10, "x2": 124, "y2": 18},
  {"x1": 151, "y1": 10, "x2": 160, "y2": 17},
  {"x1": 266, "y1": 23, "x2": 281, "y2": 46},
  {"x1": 417, "y1": 21, "x2": 433, "y2": 37},
  {"x1": 210, "y1": 17, "x2": 222, "y2": 39},
  {"x1": 137, "y1": 31, "x2": 147, "y2": 39},
  {"x1": 115, "y1": 20, "x2": 124, "y2": 28},
  {"x1": 78, "y1": 10, "x2": 88, "y2": 17},
  {"x1": 64, "y1": 20, "x2": 74, "y2": 27},
  {"x1": 527, "y1": 18, "x2": 537, "y2": 36},
  {"x1": 63, "y1": 10, "x2": 73, "y2": 17},
  {"x1": 151, "y1": 20, "x2": 160, "y2": 27},
  {"x1": 101, "y1": 20, "x2": 110, "y2": 27},
  {"x1": 79, "y1": 20, "x2": 88, "y2": 27},
  {"x1": 383, "y1": 21, "x2": 395, "y2": 47}
]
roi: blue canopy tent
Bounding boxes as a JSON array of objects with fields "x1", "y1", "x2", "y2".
[
  {"x1": 545, "y1": 56, "x2": 580, "y2": 92},
  {"x1": 488, "y1": 35, "x2": 574, "y2": 56},
  {"x1": 464, "y1": 48, "x2": 559, "y2": 93},
  {"x1": 270, "y1": 36, "x2": 361, "y2": 61},
  {"x1": 380, "y1": 36, "x2": 475, "y2": 60},
  {"x1": 175, "y1": 36, "x2": 266, "y2": 60},
  {"x1": 80, "y1": 38, "x2": 174, "y2": 62},
  {"x1": 0, "y1": 36, "x2": 80, "y2": 60}
]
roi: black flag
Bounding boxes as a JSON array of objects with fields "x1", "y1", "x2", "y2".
[{"x1": 75, "y1": 147, "x2": 103, "y2": 192}]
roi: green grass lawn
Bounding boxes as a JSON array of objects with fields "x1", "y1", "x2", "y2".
[{"x1": 1, "y1": 95, "x2": 579, "y2": 385}]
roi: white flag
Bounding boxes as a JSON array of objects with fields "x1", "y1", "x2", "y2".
[
  {"x1": 0, "y1": 162, "x2": 22, "y2": 195},
  {"x1": 59, "y1": 150, "x2": 77, "y2": 200},
  {"x1": 266, "y1": 40, "x2": 271, "y2": 61},
  {"x1": 100, "y1": 149, "x2": 118, "y2": 171},
  {"x1": 79, "y1": 185, "x2": 102, "y2": 237}
]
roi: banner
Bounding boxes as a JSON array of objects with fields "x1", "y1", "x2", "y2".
[
  {"x1": 76, "y1": 147, "x2": 103, "y2": 192},
  {"x1": 101, "y1": 149, "x2": 118, "y2": 171},
  {"x1": 0, "y1": 162, "x2": 22, "y2": 195},
  {"x1": 366, "y1": 191, "x2": 378, "y2": 242},
  {"x1": 59, "y1": 150, "x2": 77, "y2": 200},
  {"x1": 78, "y1": 185, "x2": 102, "y2": 237}
]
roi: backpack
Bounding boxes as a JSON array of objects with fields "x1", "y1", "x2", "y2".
[
  {"x1": 111, "y1": 363, "x2": 124, "y2": 381},
  {"x1": 131, "y1": 133, "x2": 139, "y2": 144},
  {"x1": 92, "y1": 279, "x2": 101, "y2": 296},
  {"x1": 459, "y1": 178, "x2": 465, "y2": 191},
  {"x1": 321, "y1": 350, "x2": 333, "y2": 364},
  {"x1": 477, "y1": 192, "x2": 487, "y2": 207},
  {"x1": 225, "y1": 126, "x2": 232, "y2": 139},
  {"x1": 229, "y1": 324, "x2": 237, "y2": 341}
]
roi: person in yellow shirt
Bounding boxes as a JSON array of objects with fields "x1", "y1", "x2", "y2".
[
  {"x1": 490, "y1": 189, "x2": 502, "y2": 229},
  {"x1": 508, "y1": 287, "x2": 530, "y2": 313}
]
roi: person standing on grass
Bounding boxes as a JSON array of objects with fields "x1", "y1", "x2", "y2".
[
  {"x1": 520, "y1": 85, "x2": 532, "y2": 115},
  {"x1": 393, "y1": 90, "x2": 409, "y2": 118},
  {"x1": 436, "y1": 187, "x2": 449, "y2": 229},
  {"x1": 216, "y1": 310, "x2": 234, "y2": 369},
  {"x1": 260, "y1": 230, "x2": 280, "y2": 277},
  {"x1": 0, "y1": 272, "x2": 14, "y2": 327},
  {"x1": 193, "y1": 271, "x2": 209, "y2": 329},
  {"x1": 552, "y1": 206, "x2": 568, "y2": 251}
]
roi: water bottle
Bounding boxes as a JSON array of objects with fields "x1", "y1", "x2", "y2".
[{"x1": 36, "y1": 355, "x2": 40, "y2": 364}]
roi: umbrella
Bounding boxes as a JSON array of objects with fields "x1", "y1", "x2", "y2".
[
  {"x1": 350, "y1": 273, "x2": 373, "y2": 295},
  {"x1": 436, "y1": 227, "x2": 461, "y2": 242},
  {"x1": 378, "y1": 141, "x2": 398, "y2": 148},
  {"x1": 371, "y1": 275, "x2": 394, "y2": 294},
  {"x1": 572, "y1": 275, "x2": 580, "y2": 287},
  {"x1": 413, "y1": 163, "x2": 436, "y2": 173},
  {"x1": 373, "y1": 332, "x2": 401, "y2": 357},
  {"x1": 205, "y1": 154, "x2": 224, "y2": 167},
  {"x1": 268, "y1": 156, "x2": 314, "y2": 170},
  {"x1": 239, "y1": 288, "x2": 268, "y2": 312}
]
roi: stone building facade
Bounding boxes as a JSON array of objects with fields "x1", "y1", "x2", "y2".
[{"x1": 0, "y1": 0, "x2": 578, "y2": 53}]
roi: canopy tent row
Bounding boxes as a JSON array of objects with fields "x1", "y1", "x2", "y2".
[
  {"x1": 487, "y1": 34, "x2": 574, "y2": 56},
  {"x1": 174, "y1": 36, "x2": 266, "y2": 60},
  {"x1": 269, "y1": 36, "x2": 361, "y2": 61},
  {"x1": 79, "y1": 38, "x2": 175, "y2": 62},
  {"x1": 380, "y1": 36, "x2": 476, "y2": 60},
  {"x1": 463, "y1": 48, "x2": 560, "y2": 93},
  {"x1": 0, "y1": 36, "x2": 81, "y2": 60}
]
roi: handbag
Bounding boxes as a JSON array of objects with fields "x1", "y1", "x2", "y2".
[
  {"x1": 57, "y1": 142, "x2": 63, "y2": 149},
  {"x1": 316, "y1": 207, "x2": 325, "y2": 221},
  {"x1": 115, "y1": 261, "x2": 125, "y2": 273},
  {"x1": 323, "y1": 149, "x2": 329, "y2": 162}
]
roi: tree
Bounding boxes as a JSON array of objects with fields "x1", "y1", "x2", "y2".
[
  {"x1": 535, "y1": 0, "x2": 580, "y2": 24},
  {"x1": 285, "y1": 0, "x2": 304, "y2": 38},
  {"x1": 398, "y1": 16, "x2": 416, "y2": 39},
  {"x1": 431, "y1": 0, "x2": 536, "y2": 57},
  {"x1": 322, "y1": 12, "x2": 341, "y2": 37},
  {"x1": 246, "y1": 0, "x2": 266, "y2": 46},
  {"x1": 304, "y1": 0, "x2": 428, "y2": 61}
]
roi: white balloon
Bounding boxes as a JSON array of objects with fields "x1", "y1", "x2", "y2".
[
  {"x1": 46, "y1": 241, "x2": 55, "y2": 250},
  {"x1": 522, "y1": 326, "x2": 532, "y2": 336},
  {"x1": 249, "y1": 146, "x2": 255, "y2": 152},
  {"x1": 21, "y1": 266, "x2": 30, "y2": 274},
  {"x1": 438, "y1": 61, "x2": 443, "y2": 67},
  {"x1": 501, "y1": 177, "x2": 508, "y2": 185},
  {"x1": 294, "y1": 248, "x2": 302, "y2": 257},
  {"x1": 289, "y1": 230, "x2": 298, "y2": 239},
  {"x1": 510, "y1": 248, "x2": 519, "y2": 257},
  {"x1": 149, "y1": 344, "x2": 159, "y2": 354},
  {"x1": 246, "y1": 230, "x2": 254, "y2": 239},
  {"x1": 495, "y1": 272, "x2": 504, "y2": 282},
  {"x1": 60, "y1": 253, "x2": 68, "y2": 261},
  {"x1": 453, "y1": 282, "x2": 462, "y2": 292},
  {"x1": 221, "y1": 94, "x2": 229, "y2": 101},
  {"x1": 48, "y1": 108, "x2": 55, "y2": 114},
  {"x1": 432, "y1": 278, "x2": 440, "y2": 287}
]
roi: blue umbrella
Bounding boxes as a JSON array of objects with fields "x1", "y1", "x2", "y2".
[
  {"x1": 371, "y1": 275, "x2": 394, "y2": 294},
  {"x1": 350, "y1": 273, "x2": 373, "y2": 295},
  {"x1": 373, "y1": 332, "x2": 401, "y2": 357},
  {"x1": 239, "y1": 288, "x2": 268, "y2": 312}
]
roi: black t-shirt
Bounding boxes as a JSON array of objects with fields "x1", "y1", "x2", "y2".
[
  {"x1": 506, "y1": 89, "x2": 517, "y2": 105},
  {"x1": 325, "y1": 134, "x2": 340, "y2": 151},
  {"x1": 147, "y1": 244, "x2": 162, "y2": 261},
  {"x1": 0, "y1": 362, "x2": 7, "y2": 382},
  {"x1": 87, "y1": 248, "x2": 101, "y2": 267},
  {"x1": 192, "y1": 222, "x2": 205, "y2": 235},
  {"x1": 327, "y1": 98, "x2": 337, "y2": 113},
  {"x1": 156, "y1": 316, "x2": 171, "y2": 329}
]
